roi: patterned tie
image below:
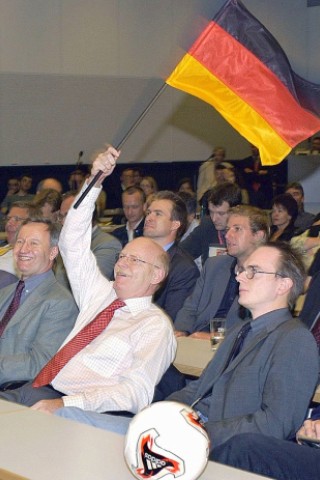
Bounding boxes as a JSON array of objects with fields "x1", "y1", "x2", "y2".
[
  {"x1": 311, "y1": 316, "x2": 320, "y2": 347},
  {"x1": 0, "y1": 280, "x2": 25, "y2": 337},
  {"x1": 33, "y1": 298, "x2": 125, "y2": 388},
  {"x1": 224, "y1": 322, "x2": 251, "y2": 370}
]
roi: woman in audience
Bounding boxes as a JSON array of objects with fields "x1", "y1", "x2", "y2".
[
  {"x1": 140, "y1": 176, "x2": 158, "y2": 204},
  {"x1": 270, "y1": 193, "x2": 298, "y2": 242},
  {"x1": 177, "y1": 177, "x2": 194, "y2": 194}
]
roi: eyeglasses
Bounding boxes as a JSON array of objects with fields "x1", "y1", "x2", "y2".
[
  {"x1": 235, "y1": 265, "x2": 285, "y2": 280},
  {"x1": 115, "y1": 253, "x2": 160, "y2": 269},
  {"x1": 6, "y1": 216, "x2": 27, "y2": 223}
]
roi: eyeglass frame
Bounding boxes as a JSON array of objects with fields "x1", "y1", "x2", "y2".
[
  {"x1": 115, "y1": 253, "x2": 160, "y2": 269},
  {"x1": 235, "y1": 265, "x2": 285, "y2": 280},
  {"x1": 6, "y1": 215, "x2": 28, "y2": 223}
]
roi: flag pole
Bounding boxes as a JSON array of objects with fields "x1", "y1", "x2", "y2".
[{"x1": 73, "y1": 83, "x2": 168, "y2": 209}]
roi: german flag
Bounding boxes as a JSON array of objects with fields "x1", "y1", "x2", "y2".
[{"x1": 166, "y1": 0, "x2": 320, "y2": 165}]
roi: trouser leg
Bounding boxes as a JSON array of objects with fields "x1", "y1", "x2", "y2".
[{"x1": 211, "y1": 433, "x2": 320, "y2": 480}]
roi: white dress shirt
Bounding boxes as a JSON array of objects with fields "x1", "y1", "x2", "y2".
[{"x1": 58, "y1": 184, "x2": 176, "y2": 413}]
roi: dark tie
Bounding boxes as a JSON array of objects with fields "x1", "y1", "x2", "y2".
[
  {"x1": 33, "y1": 298, "x2": 125, "y2": 388},
  {"x1": 311, "y1": 316, "x2": 320, "y2": 347},
  {"x1": 191, "y1": 321, "x2": 252, "y2": 409},
  {"x1": 0, "y1": 280, "x2": 25, "y2": 337},
  {"x1": 224, "y1": 322, "x2": 252, "y2": 369}
]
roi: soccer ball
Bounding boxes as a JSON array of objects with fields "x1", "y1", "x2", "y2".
[{"x1": 124, "y1": 401, "x2": 210, "y2": 480}]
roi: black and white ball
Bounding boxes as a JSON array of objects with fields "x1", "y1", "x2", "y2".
[{"x1": 124, "y1": 401, "x2": 210, "y2": 480}]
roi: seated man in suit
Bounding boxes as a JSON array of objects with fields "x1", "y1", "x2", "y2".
[
  {"x1": 211, "y1": 405, "x2": 320, "y2": 479},
  {"x1": 0, "y1": 146, "x2": 176, "y2": 422},
  {"x1": 175, "y1": 205, "x2": 270, "y2": 336},
  {"x1": 54, "y1": 191, "x2": 122, "y2": 288},
  {"x1": 143, "y1": 190, "x2": 200, "y2": 322},
  {"x1": 112, "y1": 186, "x2": 146, "y2": 247},
  {"x1": 54, "y1": 243, "x2": 318, "y2": 447},
  {"x1": 0, "y1": 218, "x2": 78, "y2": 389},
  {"x1": 180, "y1": 182, "x2": 242, "y2": 266}
]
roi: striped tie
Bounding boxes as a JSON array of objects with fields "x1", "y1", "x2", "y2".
[
  {"x1": 0, "y1": 280, "x2": 25, "y2": 337},
  {"x1": 33, "y1": 298, "x2": 125, "y2": 387}
]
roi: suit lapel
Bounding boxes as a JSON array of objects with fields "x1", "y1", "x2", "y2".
[{"x1": 3, "y1": 273, "x2": 56, "y2": 332}]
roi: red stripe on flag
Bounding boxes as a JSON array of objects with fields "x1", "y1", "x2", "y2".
[{"x1": 189, "y1": 21, "x2": 320, "y2": 147}]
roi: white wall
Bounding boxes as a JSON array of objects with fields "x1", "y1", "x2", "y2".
[{"x1": 0, "y1": 0, "x2": 320, "y2": 166}]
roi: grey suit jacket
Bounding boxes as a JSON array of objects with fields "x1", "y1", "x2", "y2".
[
  {"x1": 169, "y1": 309, "x2": 319, "y2": 449},
  {"x1": 55, "y1": 226, "x2": 121, "y2": 288},
  {"x1": 0, "y1": 270, "x2": 78, "y2": 385},
  {"x1": 175, "y1": 255, "x2": 239, "y2": 333}
]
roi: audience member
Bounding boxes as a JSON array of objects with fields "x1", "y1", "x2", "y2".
[
  {"x1": 32, "y1": 189, "x2": 62, "y2": 221},
  {"x1": 140, "y1": 176, "x2": 158, "y2": 204},
  {"x1": 311, "y1": 135, "x2": 320, "y2": 154},
  {"x1": 0, "y1": 202, "x2": 36, "y2": 276},
  {"x1": 175, "y1": 205, "x2": 269, "y2": 336},
  {"x1": 144, "y1": 191, "x2": 199, "y2": 321},
  {"x1": 178, "y1": 192, "x2": 199, "y2": 241},
  {"x1": 270, "y1": 193, "x2": 299, "y2": 242},
  {"x1": 132, "y1": 168, "x2": 143, "y2": 187},
  {"x1": 1, "y1": 175, "x2": 34, "y2": 213},
  {"x1": 215, "y1": 163, "x2": 250, "y2": 204},
  {"x1": 211, "y1": 407, "x2": 320, "y2": 479},
  {"x1": 178, "y1": 191, "x2": 201, "y2": 270},
  {"x1": 54, "y1": 191, "x2": 121, "y2": 287},
  {"x1": 0, "y1": 218, "x2": 78, "y2": 389},
  {"x1": 0, "y1": 146, "x2": 176, "y2": 419},
  {"x1": 68, "y1": 169, "x2": 86, "y2": 192},
  {"x1": 112, "y1": 187, "x2": 146, "y2": 247},
  {"x1": 177, "y1": 178, "x2": 194, "y2": 194},
  {"x1": 180, "y1": 182, "x2": 242, "y2": 265},
  {"x1": 105, "y1": 167, "x2": 136, "y2": 210},
  {"x1": 285, "y1": 181, "x2": 315, "y2": 232},
  {"x1": 54, "y1": 242, "x2": 318, "y2": 445},
  {"x1": 1, "y1": 178, "x2": 20, "y2": 213},
  {"x1": 197, "y1": 146, "x2": 226, "y2": 203},
  {"x1": 167, "y1": 242, "x2": 318, "y2": 449},
  {"x1": 237, "y1": 145, "x2": 276, "y2": 209},
  {"x1": 36, "y1": 178, "x2": 63, "y2": 194}
]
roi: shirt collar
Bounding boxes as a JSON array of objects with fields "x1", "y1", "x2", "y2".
[{"x1": 23, "y1": 270, "x2": 52, "y2": 295}]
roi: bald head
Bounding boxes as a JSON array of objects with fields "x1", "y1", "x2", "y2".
[{"x1": 113, "y1": 237, "x2": 169, "y2": 300}]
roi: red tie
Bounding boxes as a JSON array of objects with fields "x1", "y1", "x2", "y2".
[
  {"x1": 33, "y1": 298, "x2": 125, "y2": 387},
  {"x1": 312, "y1": 316, "x2": 320, "y2": 347},
  {"x1": 0, "y1": 280, "x2": 25, "y2": 337}
]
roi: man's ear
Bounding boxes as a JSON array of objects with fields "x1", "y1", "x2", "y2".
[
  {"x1": 253, "y1": 230, "x2": 266, "y2": 244},
  {"x1": 277, "y1": 276, "x2": 293, "y2": 297},
  {"x1": 49, "y1": 246, "x2": 59, "y2": 261},
  {"x1": 151, "y1": 267, "x2": 166, "y2": 286},
  {"x1": 170, "y1": 220, "x2": 181, "y2": 233}
]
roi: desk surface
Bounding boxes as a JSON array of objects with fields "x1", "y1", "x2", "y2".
[
  {"x1": 0, "y1": 400, "x2": 271, "y2": 480},
  {"x1": 174, "y1": 336, "x2": 214, "y2": 377}
]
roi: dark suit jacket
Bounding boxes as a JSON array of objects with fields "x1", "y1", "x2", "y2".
[
  {"x1": 112, "y1": 218, "x2": 144, "y2": 247},
  {"x1": 179, "y1": 216, "x2": 222, "y2": 265},
  {"x1": 175, "y1": 255, "x2": 240, "y2": 334},
  {"x1": 169, "y1": 309, "x2": 318, "y2": 449},
  {"x1": 154, "y1": 244, "x2": 199, "y2": 322},
  {"x1": 0, "y1": 271, "x2": 78, "y2": 385}
]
